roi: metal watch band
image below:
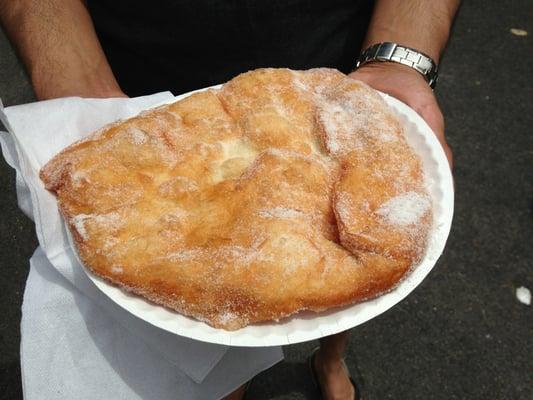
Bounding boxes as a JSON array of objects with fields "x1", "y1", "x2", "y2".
[{"x1": 355, "y1": 42, "x2": 439, "y2": 88}]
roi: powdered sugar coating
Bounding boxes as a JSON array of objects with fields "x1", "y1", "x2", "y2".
[
  {"x1": 71, "y1": 214, "x2": 90, "y2": 240},
  {"x1": 377, "y1": 192, "x2": 431, "y2": 226},
  {"x1": 129, "y1": 127, "x2": 148, "y2": 145},
  {"x1": 41, "y1": 68, "x2": 432, "y2": 331},
  {"x1": 70, "y1": 212, "x2": 122, "y2": 241}
]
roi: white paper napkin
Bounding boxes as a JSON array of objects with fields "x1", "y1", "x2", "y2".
[{"x1": 0, "y1": 95, "x2": 283, "y2": 399}]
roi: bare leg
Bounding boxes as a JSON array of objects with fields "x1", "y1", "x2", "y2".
[
  {"x1": 222, "y1": 383, "x2": 247, "y2": 400},
  {"x1": 314, "y1": 330, "x2": 356, "y2": 400}
]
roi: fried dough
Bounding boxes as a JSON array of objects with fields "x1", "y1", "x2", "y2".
[{"x1": 40, "y1": 68, "x2": 431, "y2": 330}]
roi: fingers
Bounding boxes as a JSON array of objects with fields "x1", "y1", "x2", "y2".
[
  {"x1": 348, "y1": 64, "x2": 453, "y2": 170},
  {"x1": 414, "y1": 100, "x2": 453, "y2": 170}
]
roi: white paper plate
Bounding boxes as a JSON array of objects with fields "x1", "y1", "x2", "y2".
[{"x1": 66, "y1": 87, "x2": 454, "y2": 347}]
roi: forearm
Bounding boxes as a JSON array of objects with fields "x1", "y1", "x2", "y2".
[
  {"x1": 363, "y1": 0, "x2": 461, "y2": 63},
  {"x1": 0, "y1": 0, "x2": 123, "y2": 99}
]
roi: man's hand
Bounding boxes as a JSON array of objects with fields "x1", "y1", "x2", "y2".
[
  {"x1": 350, "y1": 0, "x2": 460, "y2": 169},
  {"x1": 349, "y1": 62, "x2": 453, "y2": 169}
]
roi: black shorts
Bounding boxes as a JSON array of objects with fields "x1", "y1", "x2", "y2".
[{"x1": 88, "y1": 0, "x2": 373, "y2": 96}]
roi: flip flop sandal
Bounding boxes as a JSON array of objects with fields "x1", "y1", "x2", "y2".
[{"x1": 308, "y1": 347, "x2": 362, "y2": 400}]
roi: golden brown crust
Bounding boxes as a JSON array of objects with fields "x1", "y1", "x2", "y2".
[{"x1": 40, "y1": 68, "x2": 432, "y2": 330}]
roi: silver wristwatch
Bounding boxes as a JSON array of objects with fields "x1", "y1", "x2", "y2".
[{"x1": 355, "y1": 42, "x2": 439, "y2": 88}]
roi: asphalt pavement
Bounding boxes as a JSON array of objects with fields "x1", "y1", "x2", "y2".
[{"x1": 1, "y1": 1, "x2": 532, "y2": 399}]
